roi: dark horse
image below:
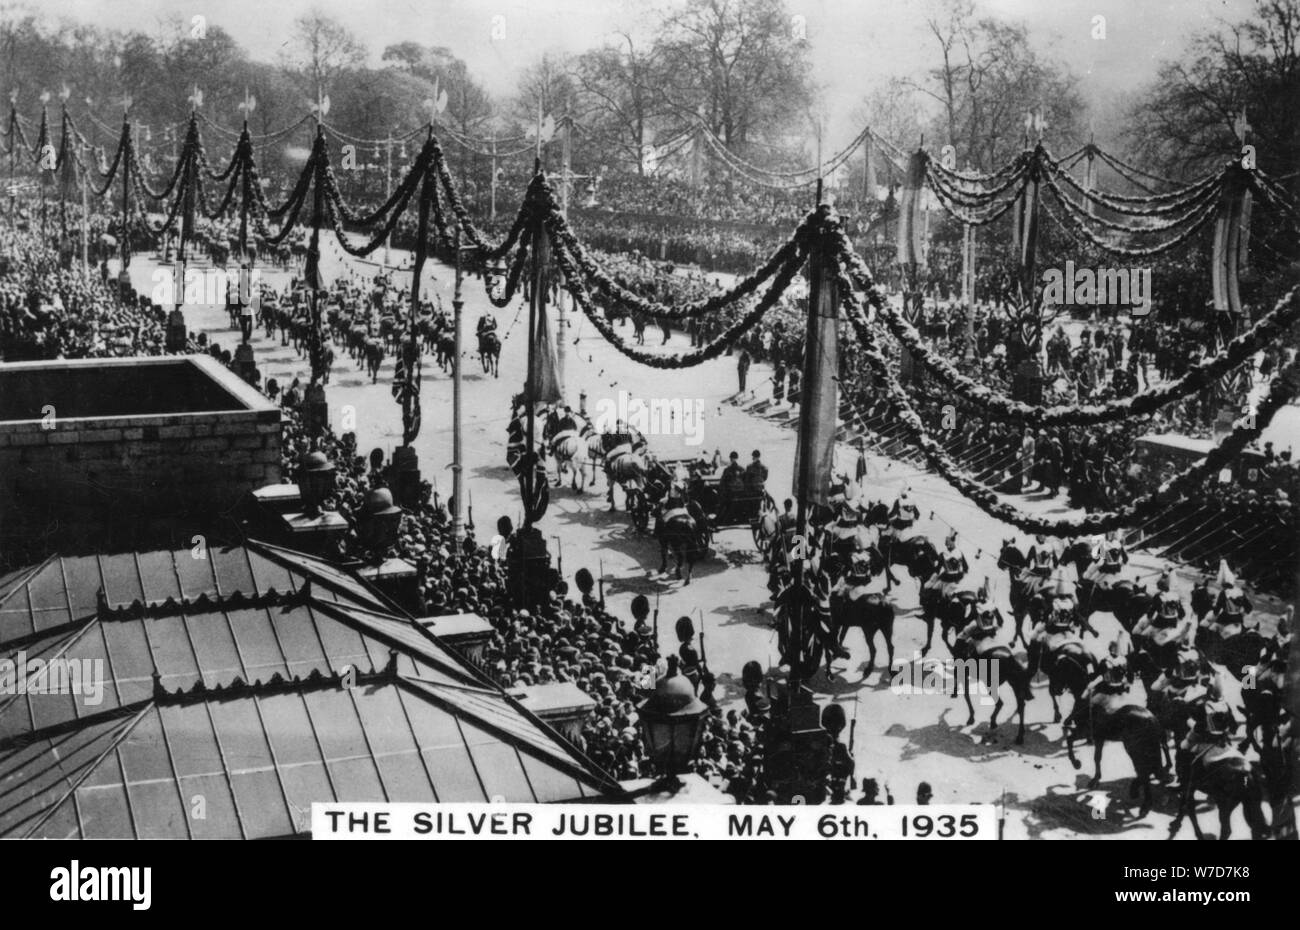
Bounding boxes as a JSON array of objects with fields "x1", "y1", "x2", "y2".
[
  {"x1": 950, "y1": 635, "x2": 1034, "y2": 745},
  {"x1": 478, "y1": 330, "x2": 501, "y2": 377},
  {"x1": 829, "y1": 589, "x2": 896, "y2": 673},
  {"x1": 920, "y1": 584, "x2": 975, "y2": 657},
  {"x1": 655, "y1": 503, "x2": 710, "y2": 584},
  {"x1": 997, "y1": 540, "x2": 1052, "y2": 646},
  {"x1": 1026, "y1": 631, "x2": 1095, "y2": 724},
  {"x1": 1064, "y1": 692, "x2": 1167, "y2": 817},
  {"x1": 1170, "y1": 746, "x2": 1270, "y2": 840}
]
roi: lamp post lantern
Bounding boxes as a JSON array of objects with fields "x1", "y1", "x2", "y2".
[{"x1": 637, "y1": 673, "x2": 708, "y2": 784}]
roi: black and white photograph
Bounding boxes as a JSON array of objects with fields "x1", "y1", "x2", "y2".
[{"x1": 0, "y1": 0, "x2": 1296, "y2": 886}]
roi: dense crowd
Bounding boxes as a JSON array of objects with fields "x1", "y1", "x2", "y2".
[{"x1": 0, "y1": 219, "x2": 784, "y2": 801}]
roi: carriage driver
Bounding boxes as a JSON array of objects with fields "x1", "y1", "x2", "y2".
[{"x1": 718, "y1": 451, "x2": 746, "y2": 522}]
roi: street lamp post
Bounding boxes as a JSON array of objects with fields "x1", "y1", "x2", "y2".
[{"x1": 637, "y1": 673, "x2": 708, "y2": 787}]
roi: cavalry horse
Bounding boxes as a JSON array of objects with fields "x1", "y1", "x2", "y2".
[
  {"x1": 477, "y1": 329, "x2": 501, "y2": 377},
  {"x1": 1064, "y1": 690, "x2": 1167, "y2": 817},
  {"x1": 997, "y1": 540, "x2": 1055, "y2": 646},
  {"x1": 1026, "y1": 626, "x2": 1095, "y2": 724},
  {"x1": 654, "y1": 500, "x2": 711, "y2": 584},
  {"x1": 1063, "y1": 541, "x2": 1147, "y2": 635},
  {"x1": 949, "y1": 633, "x2": 1033, "y2": 745},
  {"x1": 1170, "y1": 744, "x2": 1270, "y2": 840},
  {"x1": 916, "y1": 570, "x2": 970, "y2": 657}
]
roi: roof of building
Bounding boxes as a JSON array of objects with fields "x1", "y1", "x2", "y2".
[{"x1": 0, "y1": 541, "x2": 624, "y2": 837}]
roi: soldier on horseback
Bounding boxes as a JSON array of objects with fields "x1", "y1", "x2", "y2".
[
  {"x1": 924, "y1": 531, "x2": 969, "y2": 602},
  {"x1": 1082, "y1": 640, "x2": 1131, "y2": 703},
  {"x1": 1202, "y1": 562, "x2": 1252, "y2": 640},
  {"x1": 476, "y1": 309, "x2": 497, "y2": 339},
  {"x1": 1086, "y1": 530, "x2": 1129, "y2": 587},
  {"x1": 1133, "y1": 572, "x2": 1193, "y2": 648},
  {"x1": 882, "y1": 490, "x2": 921, "y2": 588},
  {"x1": 1025, "y1": 533, "x2": 1057, "y2": 586},
  {"x1": 956, "y1": 587, "x2": 1003, "y2": 651}
]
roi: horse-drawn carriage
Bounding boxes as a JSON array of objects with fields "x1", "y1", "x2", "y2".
[{"x1": 650, "y1": 456, "x2": 775, "y2": 541}]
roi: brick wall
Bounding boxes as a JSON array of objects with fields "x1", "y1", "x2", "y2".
[{"x1": 0, "y1": 356, "x2": 281, "y2": 556}]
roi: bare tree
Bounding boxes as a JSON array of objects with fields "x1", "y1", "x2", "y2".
[{"x1": 280, "y1": 10, "x2": 365, "y2": 103}]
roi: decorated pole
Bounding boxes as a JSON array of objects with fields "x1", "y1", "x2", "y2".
[
  {"x1": 7, "y1": 94, "x2": 16, "y2": 230},
  {"x1": 556, "y1": 111, "x2": 571, "y2": 400},
  {"x1": 451, "y1": 223, "x2": 466, "y2": 541},
  {"x1": 384, "y1": 130, "x2": 393, "y2": 267},
  {"x1": 118, "y1": 107, "x2": 132, "y2": 295},
  {"x1": 489, "y1": 136, "x2": 498, "y2": 223},
  {"x1": 237, "y1": 91, "x2": 255, "y2": 264},
  {"x1": 36, "y1": 97, "x2": 48, "y2": 241},
  {"x1": 525, "y1": 164, "x2": 545, "y2": 528}
]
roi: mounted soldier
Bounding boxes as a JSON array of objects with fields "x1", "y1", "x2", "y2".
[
  {"x1": 1023, "y1": 533, "x2": 1057, "y2": 597},
  {"x1": 1082, "y1": 639, "x2": 1132, "y2": 704},
  {"x1": 1203, "y1": 560, "x2": 1252, "y2": 639},
  {"x1": 954, "y1": 585, "x2": 1001, "y2": 646},
  {"x1": 1086, "y1": 529, "x2": 1129, "y2": 588},
  {"x1": 924, "y1": 531, "x2": 969, "y2": 603}
]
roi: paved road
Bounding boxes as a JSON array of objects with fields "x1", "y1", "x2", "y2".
[{"x1": 122, "y1": 240, "x2": 1287, "y2": 838}]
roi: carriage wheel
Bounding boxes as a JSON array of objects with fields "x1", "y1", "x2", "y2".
[{"x1": 751, "y1": 520, "x2": 770, "y2": 558}]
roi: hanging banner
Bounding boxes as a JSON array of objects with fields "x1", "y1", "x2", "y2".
[
  {"x1": 895, "y1": 151, "x2": 926, "y2": 268},
  {"x1": 792, "y1": 250, "x2": 840, "y2": 508},
  {"x1": 529, "y1": 296, "x2": 563, "y2": 405},
  {"x1": 1212, "y1": 169, "x2": 1247, "y2": 315}
]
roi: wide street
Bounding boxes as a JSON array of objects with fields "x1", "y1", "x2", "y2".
[{"x1": 127, "y1": 235, "x2": 1287, "y2": 838}]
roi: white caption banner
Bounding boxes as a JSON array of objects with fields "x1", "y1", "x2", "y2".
[{"x1": 311, "y1": 803, "x2": 996, "y2": 840}]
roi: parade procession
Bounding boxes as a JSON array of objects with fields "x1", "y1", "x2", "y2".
[{"x1": 0, "y1": 0, "x2": 1298, "y2": 858}]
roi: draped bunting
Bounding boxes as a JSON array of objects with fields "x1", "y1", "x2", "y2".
[
  {"x1": 896, "y1": 150, "x2": 927, "y2": 268},
  {"x1": 15, "y1": 102, "x2": 1298, "y2": 537}
]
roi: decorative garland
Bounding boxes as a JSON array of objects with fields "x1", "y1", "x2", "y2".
[
  {"x1": 840, "y1": 275, "x2": 1300, "y2": 535},
  {"x1": 548, "y1": 207, "x2": 809, "y2": 368}
]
